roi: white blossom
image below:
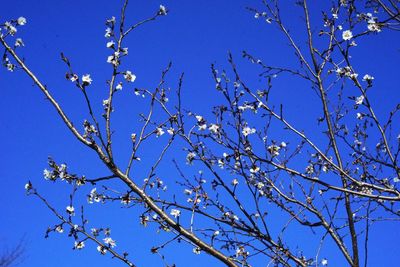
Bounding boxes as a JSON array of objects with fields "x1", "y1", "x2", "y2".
[
  {"x1": 350, "y1": 73, "x2": 358, "y2": 79},
  {"x1": 267, "y1": 144, "x2": 280, "y2": 156},
  {"x1": 105, "y1": 27, "x2": 112, "y2": 38},
  {"x1": 70, "y1": 74, "x2": 78, "y2": 82},
  {"x1": 170, "y1": 209, "x2": 181, "y2": 218},
  {"x1": 43, "y1": 169, "x2": 52, "y2": 180},
  {"x1": 66, "y1": 205, "x2": 75, "y2": 215},
  {"x1": 4, "y1": 22, "x2": 17, "y2": 35},
  {"x1": 56, "y1": 226, "x2": 64, "y2": 233},
  {"x1": 209, "y1": 124, "x2": 219, "y2": 134},
  {"x1": 15, "y1": 38, "x2": 24, "y2": 47},
  {"x1": 362, "y1": 74, "x2": 374, "y2": 82},
  {"x1": 198, "y1": 124, "x2": 207, "y2": 131},
  {"x1": 193, "y1": 247, "x2": 201, "y2": 254},
  {"x1": 106, "y1": 16, "x2": 116, "y2": 24},
  {"x1": 342, "y1": 30, "x2": 353, "y2": 40},
  {"x1": 88, "y1": 188, "x2": 102, "y2": 203},
  {"x1": 6, "y1": 62, "x2": 15, "y2": 72},
  {"x1": 74, "y1": 241, "x2": 85, "y2": 250},
  {"x1": 242, "y1": 126, "x2": 256, "y2": 137},
  {"x1": 368, "y1": 22, "x2": 381, "y2": 32},
  {"x1": 97, "y1": 245, "x2": 107, "y2": 255},
  {"x1": 367, "y1": 17, "x2": 381, "y2": 32},
  {"x1": 250, "y1": 165, "x2": 260, "y2": 173},
  {"x1": 355, "y1": 95, "x2": 364, "y2": 105},
  {"x1": 24, "y1": 182, "x2": 32, "y2": 191},
  {"x1": 186, "y1": 152, "x2": 196, "y2": 164},
  {"x1": 159, "y1": 5, "x2": 168, "y2": 15},
  {"x1": 107, "y1": 52, "x2": 119, "y2": 66},
  {"x1": 124, "y1": 71, "x2": 136, "y2": 82},
  {"x1": 102, "y1": 99, "x2": 110, "y2": 107},
  {"x1": 184, "y1": 189, "x2": 193, "y2": 195},
  {"x1": 106, "y1": 40, "x2": 115, "y2": 48},
  {"x1": 167, "y1": 128, "x2": 174, "y2": 135},
  {"x1": 17, "y1": 17, "x2": 27, "y2": 26},
  {"x1": 82, "y1": 74, "x2": 92, "y2": 85},
  {"x1": 103, "y1": 237, "x2": 117, "y2": 248},
  {"x1": 195, "y1": 115, "x2": 203, "y2": 122},
  {"x1": 121, "y1": 47, "x2": 128, "y2": 55},
  {"x1": 156, "y1": 127, "x2": 165, "y2": 137},
  {"x1": 115, "y1": 82, "x2": 123, "y2": 90},
  {"x1": 321, "y1": 259, "x2": 328, "y2": 266}
]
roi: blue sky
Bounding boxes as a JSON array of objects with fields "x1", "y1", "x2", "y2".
[{"x1": 1, "y1": 1, "x2": 400, "y2": 266}]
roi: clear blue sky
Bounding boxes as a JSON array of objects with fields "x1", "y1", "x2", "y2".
[{"x1": 1, "y1": 1, "x2": 400, "y2": 266}]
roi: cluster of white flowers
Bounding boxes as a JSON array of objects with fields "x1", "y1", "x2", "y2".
[
  {"x1": 88, "y1": 188, "x2": 103, "y2": 203},
  {"x1": 238, "y1": 103, "x2": 256, "y2": 112},
  {"x1": 4, "y1": 22, "x2": 17, "y2": 35},
  {"x1": 335, "y1": 66, "x2": 358, "y2": 79},
  {"x1": 2, "y1": 17, "x2": 26, "y2": 36},
  {"x1": 365, "y1": 13, "x2": 382, "y2": 32},
  {"x1": 254, "y1": 11, "x2": 272, "y2": 23},
  {"x1": 267, "y1": 144, "x2": 280, "y2": 156}
]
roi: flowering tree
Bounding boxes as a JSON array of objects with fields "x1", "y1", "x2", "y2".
[{"x1": 1, "y1": 0, "x2": 400, "y2": 266}]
